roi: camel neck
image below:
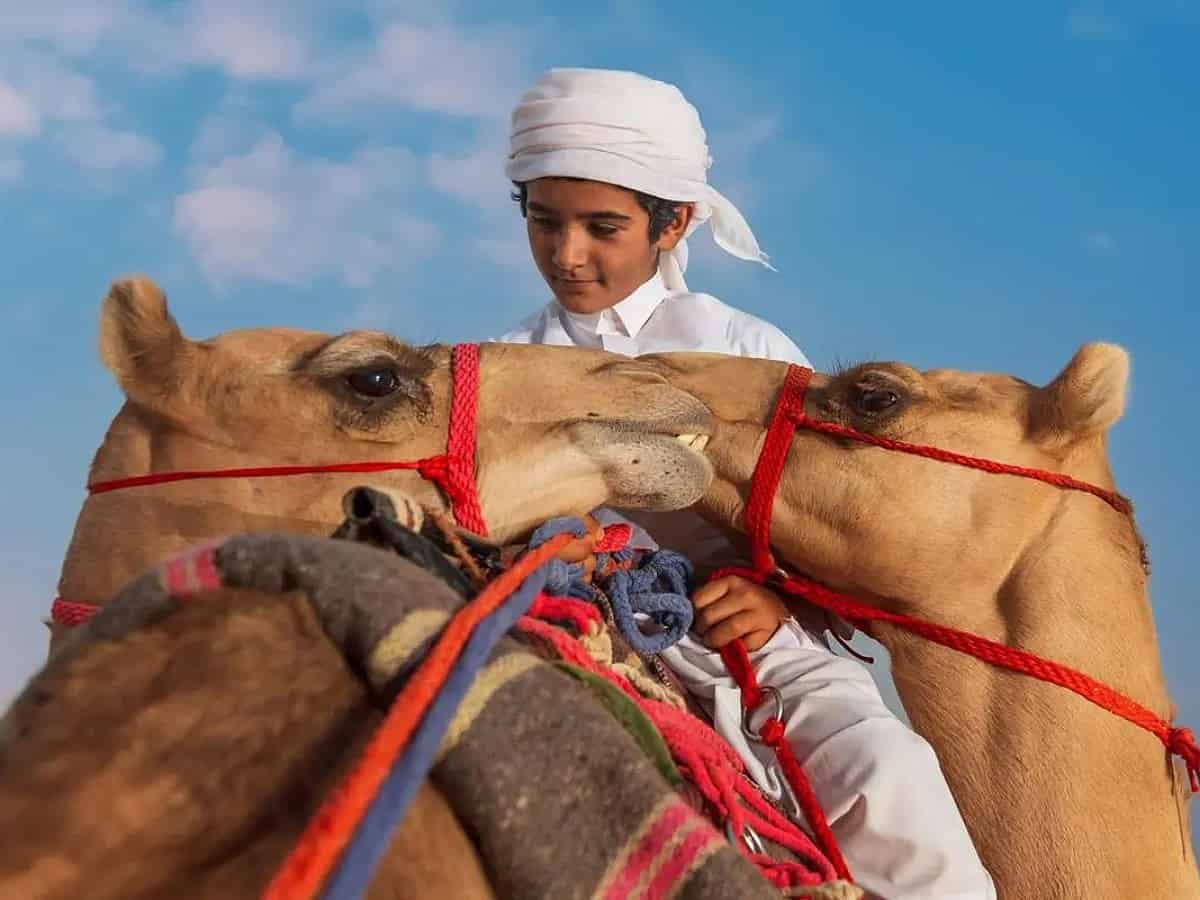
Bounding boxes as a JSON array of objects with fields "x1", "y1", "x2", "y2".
[{"x1": 879, "y1": 495, "x2": 1195, "y2": 899}]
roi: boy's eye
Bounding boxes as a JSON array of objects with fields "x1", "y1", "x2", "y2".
[
  {"x1": 531, "y1": 216, "x2": 557, "y2": 230},
  {"x1": 590, "y1": 223, "x2": 619, "y2": 237}
]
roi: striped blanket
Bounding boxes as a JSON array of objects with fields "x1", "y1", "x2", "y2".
[{"x1": 41, "y1": 531, "x2": 859, "y2": 899}]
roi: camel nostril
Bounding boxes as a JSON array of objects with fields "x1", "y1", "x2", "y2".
[
  {"x1": 343, "y1": 486, "x2": 397, "y2": 524},
  {"x1": 351, "y1": 489, "x2": 374, "y2": 519}
]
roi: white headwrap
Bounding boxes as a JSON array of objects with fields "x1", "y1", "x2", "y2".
[{"x1": 505, "y1": 67, "x2": 774, "y2": 292}]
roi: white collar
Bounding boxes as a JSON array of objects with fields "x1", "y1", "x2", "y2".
[{"x1": 559, "y1": 271, "x2": 668, "y2": 338}]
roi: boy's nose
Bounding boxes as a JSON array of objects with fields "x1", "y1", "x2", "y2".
[{"x1": 552, "y1": 228, "x2": 588, "y2": 271}]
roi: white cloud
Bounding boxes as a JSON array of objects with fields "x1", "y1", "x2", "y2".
[
  {"x1": 0, "y1": 53, "x2": 104, "y2": 127},
  {"x1": 0, "y1": 49, "x2": 157, "y2": 179},
  {"x1": 427, "y1": 127, "x2": 538, "y2": 276},
  {"x1": 61, "y1": 123, "x2": 163, "y2": 170},
  {"x1": 428, "y1": 128, "x2": 511, "y2": 213},
  {"x1": 475, "y1": 234, "x2": 530, "y2": 270},
  {"x1": 0, "y1": 2, "x2": 131, "y2": 55},
  {"x1": 182, "y1": 2, "x2": 312, "y2": 79},
  {"x1": 1067, "y1": 7, "x2": 1129, "y2": 40},
  {"x1": 295, "y1": 22, "x2": 529, "y2": 122},
  {"x1": 0, "y1": 81, "x2": 39, "y2": 136},
  {"x1": 126, "y1": 0, "x2": 317, "y2": 80},
  {"x1": 174, "y1": 133, "x2": 440, "y2": 288},
  {"x1": 3, "y1": 1, "x2": 315, "y2": 81},
  {"x1": 1083, "y1": 230, "x2": 1118, "y2": 254}
]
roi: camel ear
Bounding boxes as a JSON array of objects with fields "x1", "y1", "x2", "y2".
[
  {"x1": 1029, "y1": 343, "x2": 1130, "y2": 443},
  {"x1": 98, "y1": 277, "x2": 188, "y2": 399}
]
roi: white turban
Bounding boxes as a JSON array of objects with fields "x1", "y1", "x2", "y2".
[{"x1": 505, "y1": 67, "x2": 774, "y2": 292}]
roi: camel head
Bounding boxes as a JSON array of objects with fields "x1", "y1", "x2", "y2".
[
  {"x1": 56, "y1": 277, "x2": 713, "y2": 618},
  {"x1": 647, "y1": 343, "x2": 1139, "y2": 622},
  {"x1": 647, "y1": 347, "x2": 1200, "y2": 900}
]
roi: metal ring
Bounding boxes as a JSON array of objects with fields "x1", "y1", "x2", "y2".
[{"x1": 741, "y1": 684, "x2": 784, "y2": 743}]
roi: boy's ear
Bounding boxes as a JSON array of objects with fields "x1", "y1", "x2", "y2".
[{"x1": 655, "y1": 203, "x2": 695, "y2": 251}]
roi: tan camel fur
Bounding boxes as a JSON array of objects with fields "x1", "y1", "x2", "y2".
[
  {"x1": 9, "y1": 276, "x2": 717, "y2": 900},
  {"x1": 646, "y1": 345, "x2": 1199, "y2": 899}
]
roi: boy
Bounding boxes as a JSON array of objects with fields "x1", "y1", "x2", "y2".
[{"x1": 495, "y1": 67, "x2": 995, "y2": 899}]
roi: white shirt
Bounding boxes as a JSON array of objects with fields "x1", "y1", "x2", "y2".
[
  {"x1": 497, "y1": 273, "x2": 808, "y2": 568},
  {"x1": 494, "y1": 274, "x2": 995, "y2": 900},
  {"x1": 497, "y1": 271, "x2": 810, "y2": 365}
]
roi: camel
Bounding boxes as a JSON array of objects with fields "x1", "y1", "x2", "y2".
[
  {"x1": 5, "y1": 276, "x2": 723, "y2": 900},
  {"x1": 54, "y1": 276, "x2": 714, "y2": 631},
  {"x1": 645, "y1": 344, "x2": 1199, "y2": 899}
]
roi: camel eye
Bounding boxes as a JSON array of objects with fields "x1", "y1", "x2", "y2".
[
  {"x1": 854, "y1": 386, "x2": 900, "y2": 414},
  {"x1": 346, "y1": 368, "x2": 401, "y2": 398}
]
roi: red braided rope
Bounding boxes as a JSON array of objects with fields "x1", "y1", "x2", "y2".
[
  {"x1": 742, "y1": 365, "x2": 811, "y2": 573},
  {"x1": 593, "y1": 522, "x2": 632, "y2": 553},
  {"x1": 442, "y1": 343, "x2": 487, "y2": 535},
  {"x1": 735, "y1": 362, "x2": 1198, "y2": 794},
  {"x1": 49, "y1": 597, "x2": 99, "y2": 627},
  {"x1": 719, "y1": 640, "x2": 853, "y2": 882},
  {"x1": 720, "y1": 364, "x2": 854, "y2": 880}
]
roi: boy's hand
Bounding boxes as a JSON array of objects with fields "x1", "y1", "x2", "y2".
[{"x1": 691, "y1": 574, "x2": 790, "y2": 651}]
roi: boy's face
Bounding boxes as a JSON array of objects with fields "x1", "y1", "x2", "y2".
[{"x1": 524, "y1": 178, "x2": 689, "y2": 314}]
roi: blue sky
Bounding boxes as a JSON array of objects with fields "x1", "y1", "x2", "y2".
[{"x1": 2, "y1": 0, "x2": 1196, "y2": 846}]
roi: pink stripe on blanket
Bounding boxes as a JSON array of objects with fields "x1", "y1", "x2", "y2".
[
  {"x1": 604, "y1": 797, "x2": 695, "y2": 900},
  {"x1": 159, "y1": 539, "x2": 226, "y2": 598},
  {"x1": 642, "y1": 817, "x2": 723, "y2": 899}
]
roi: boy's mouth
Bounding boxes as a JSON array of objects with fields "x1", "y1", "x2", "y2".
[{"x1": 555, "y1": 278, "x2": 598, "y2": 292}]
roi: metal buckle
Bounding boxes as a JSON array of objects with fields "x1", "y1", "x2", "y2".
[
  {"x1": 741, "y1": 684, "x2": 784, "y2": 743},
  {"x1": 724, "y1": 820, "x2": 767, "y2": 855}
]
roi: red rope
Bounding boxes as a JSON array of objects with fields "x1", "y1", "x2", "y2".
[
  {"x1": 442, "y1": 343, "x2": 487, "y2": 535},
  {"x1": 715, "y1": 564, "x2": 1200, "y2": 793},
  {"x1": 593, "y1": 522, "x2": 632, "y2": 553},
  {"x1": 261, "y1": 532, "x2": 572, "y2": 900},
  {"x1": 717, "y1": 638, "x2": 853, "y2": 882},
  {"x1": 50, "y1": 597, "x2": 99, "y2": 627},
  {"x1": 528, "y1": 594, "x2": 603, "y2": 633},
  {"x1": 795, "y1": 416, "x2": 1132, "y2": 516},
  {"x1": 742, "y1": 365, "x2": 811, "y2": 573},
  {"x1": 87, "y1": 458, "x2": 441, "y2": 495}
]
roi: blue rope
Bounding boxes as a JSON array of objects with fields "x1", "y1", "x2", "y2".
[
  {"x1": 529, "y1": 516, "x2": 695, "y2": 656},
  {"x1": 318, "y1": 562, "x2": 549, "y2": 900}
]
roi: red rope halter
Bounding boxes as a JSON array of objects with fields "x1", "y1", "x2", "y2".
[
  {"x1": 721, "y1": 363, "x2": 1199, "y2": 793},
  {"x1": 50, "y1": 342, "x2": 488, "y2": 627}
]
